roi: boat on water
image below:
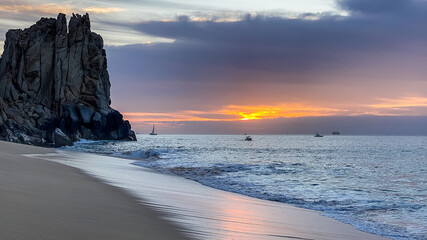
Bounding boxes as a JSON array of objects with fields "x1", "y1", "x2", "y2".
[
  {"x1": 314, "y1": 132, "x2": 323, "y2": 137},
  {"x1": 245, "y1": 136, "x2": 252, "y2": 141},
  {"x1": 332, "y1": 131, "x2": 340, "y2": 135},
  {"x1": 149, "y1": 124, "x2": 158, "y2": 135}
]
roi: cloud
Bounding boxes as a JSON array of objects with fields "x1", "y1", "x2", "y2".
[
  {"x1": 0, "y1": 2, "x2": 74, "y2": 15},
  {"x1": 365, "y1": 96, "x2": 427, "y2": 116},
  {"x1": 89, "y1": 0, "x2": 210, "y2": 11},
  {"x1": 123, "y1": 110, "x2": 238, "y2": 122},
  {"x1": 369, "y1": 96, "x2": 427, "y2": 109},
  {"x1": 82, "y1": 7, "x2": 125, "y2": 14},
  {"x1": 336, "y1": 0, "x2": 415, "y2": 15},
  {"x1": 104, "y1": 0, "x2": 427, "y2": 87},
  {"x1": 123, "y1": 103, "x2": 343, "y2": 123},
  {"x1": 0, "y1": 4, "x2": 124, "y2": 16},
  {"x1": 132, "y1": 0, "x2": 427, "y2": 49},
  {"x1": 222, "y1": 104, "x2": 342, "y2": 120},
  {"x1": 0, "y1": 1, "x2": 126, "y2": 17},
  {"x1": 123, "y1": 98, "x2": 427, "y2": 124}
]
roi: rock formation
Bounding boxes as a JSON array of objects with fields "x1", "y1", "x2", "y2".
[{"x1": 0, "y1": 13, "x2": 136, "y2": 147}]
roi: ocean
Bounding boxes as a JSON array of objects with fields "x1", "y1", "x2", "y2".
[{"x1": 65, "y1": 135, "x2": 427, "y2": 240}]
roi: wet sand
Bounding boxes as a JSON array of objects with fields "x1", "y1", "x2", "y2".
[
  {"x1": 0, "y1": 141, "x2": 190, "y2": 240},
  {"x1": 25, "y1": 147, "x2": 390, "y2": 240}
]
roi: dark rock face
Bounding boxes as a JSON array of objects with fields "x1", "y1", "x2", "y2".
[
  {"x1": 54, "y1": 128, "x2": 73, "y2": 147},
  {"x1": 0, "y1": 13, "x2": 136, "y2": 147}
]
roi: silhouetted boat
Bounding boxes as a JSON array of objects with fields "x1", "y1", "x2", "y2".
[
  {"x1": 149, "y1": 124, "x2": 157, "y2": 135},
  {"x1": 245, "y1": 136, "x2": 252, "y2": 141},
  {"x1": 314, "y1": 132, "x2": 323, "y2": 137},
  {"x1": 332, "y1": 131, "x2": 340, "y2": 135}
]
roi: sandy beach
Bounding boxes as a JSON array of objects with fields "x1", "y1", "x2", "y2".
[
  {"x1": 0, "y1": 141, "x2": 190, "y2": 240},
  {"x1": 0, "y1": 140, "x2": 390, "y2": 240},
  {"x1": 0, "y1": 2, "x2": 424, "y2": 238}
]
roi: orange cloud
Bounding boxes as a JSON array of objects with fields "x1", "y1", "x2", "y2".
[
  {"x1": 83, "y1": 7, "x2": 124, "y2": 14},
  {"x1": 123, "y1": 103, "x2": 344, "y2": 123},
  {"x1": 368, "y1": 96, "x2": 427, "y2": 109},
  {"x1": 0, "y1": 3, "x2": 124, "y2": 15},
  {"x1": 124, "y1": 110, "x2": 239, "y2": 122},
  {"x1": 123, "y1": 96, "x2": 427, "y2": 124},
  {"x1": 0, "y1": 3, "x2": 74, "y2": 15},
  {"x1": 222, "y1": 104, "x2": 341, "y2": 120}
]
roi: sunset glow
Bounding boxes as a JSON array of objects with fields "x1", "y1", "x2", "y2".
[
  {"x1": 1, "y1": 0, "x2": 427, "y2": 134},
  {"x1": 123, "y1": 103, "x2": 341, "y2": 123},
  {"x1": 368, "y1": 97, "x2": 427, "y2": 109},
  {"x1": 82, "y1": 7, "x2": 125, "y2": 14},
  {"x1": 0, "y1": 3, "x2": 74, "y2": 14},
  {"x1": 122, "y1": 96, "x2": 427, "y2": 124},
  {"x1": 223, "y1": 104, "x2": 342, "y2": 120}
]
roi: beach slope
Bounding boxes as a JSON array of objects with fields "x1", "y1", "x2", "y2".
[{"x1": 0, "y1": 141, "x2": 190, "y2": 240}]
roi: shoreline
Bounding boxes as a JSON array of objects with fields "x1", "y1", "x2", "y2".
[
  {"x1": 0, "y1": 141, "x2": 191, "y2": 240},
  {"x1": 23, "y1": 143, "x2": 389, "y2": 240}
]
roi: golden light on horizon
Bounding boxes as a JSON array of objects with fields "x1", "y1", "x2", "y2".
[
  {"x1": 122, "y1": 96, "x2": 427, "y2": 123},
  {"x1": 123, "y1": 103, "x2": 344, "y2": 123},
  {"x1": 223, "y1": 104, "x2": 341, "y2": 121},
  {"x1": 122, "y1": 111, "x2": 240, "y2": 122},
  {"x1": 238, "y1": 110, "x2": 279, "y2": 120}
]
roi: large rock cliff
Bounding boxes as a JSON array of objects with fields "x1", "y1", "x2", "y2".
[{"x1": 0, "y1": 13, "x2": 136, "y2": 147}]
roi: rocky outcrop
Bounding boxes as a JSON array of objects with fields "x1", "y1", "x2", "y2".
[{"x1": 0, "y1": 13, "x2": 136, "y2": 147}]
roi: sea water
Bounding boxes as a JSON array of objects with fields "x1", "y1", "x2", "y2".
[{"x1": 66, "y1": 135, "x2": 427, "y2": 240}]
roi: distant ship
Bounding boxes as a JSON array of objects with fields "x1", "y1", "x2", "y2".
[
  {"x1": 332, "y1": 131, "x2": 340, "y2": 135},
  {"x1": 149, "y1": 124, "x2": 157, "y2": 135},
  {"x1": 314, "y1": 132, "x2": 323, "y2": 137},
  {"x1": 245, "y1": 136, "x2": 252, "y2": 141}
]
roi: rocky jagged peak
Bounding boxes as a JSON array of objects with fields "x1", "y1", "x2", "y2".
[
  {"x1": 68, "y1": 13, "x2": 91, "y2": 44},
  {"x1": 0, "y1": 13, "x2": 136, "y2": 147}
]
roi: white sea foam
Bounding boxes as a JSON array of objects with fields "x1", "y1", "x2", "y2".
[
  {"x1": 64, "y1": 135, "x2": 427, "y2": 240},
  {"x1": 26, "y1": 150, "x2": 388, "y2": 240}
]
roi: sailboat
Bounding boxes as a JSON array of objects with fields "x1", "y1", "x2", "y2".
[
  {"x1": 149, "y1": 124, "x2": 157, "y2": 135},
  {"x1": 314, "y1": 132, "x2": 323, "y2": 137}
]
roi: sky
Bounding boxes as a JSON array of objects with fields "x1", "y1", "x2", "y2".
[{"x1": 0, "y1": 0, "x2": 427, "y2": 135}]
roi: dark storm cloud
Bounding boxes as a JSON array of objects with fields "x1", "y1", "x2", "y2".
[
  {"x1": 337, "y1": 0, "x2": 416, "y2": 15},
  {"x1": 107, "y1": 0, "x2": 427, "y2": 84},
  {"x1": 106, "y1": 41, "x2": 331, "y2": 83},
  {"x1": 132, "y1": 0, "x2": 427, "y2": 50},
  {"x1": 134, "y1": 14, "x2": 399, "y2": 50}
]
